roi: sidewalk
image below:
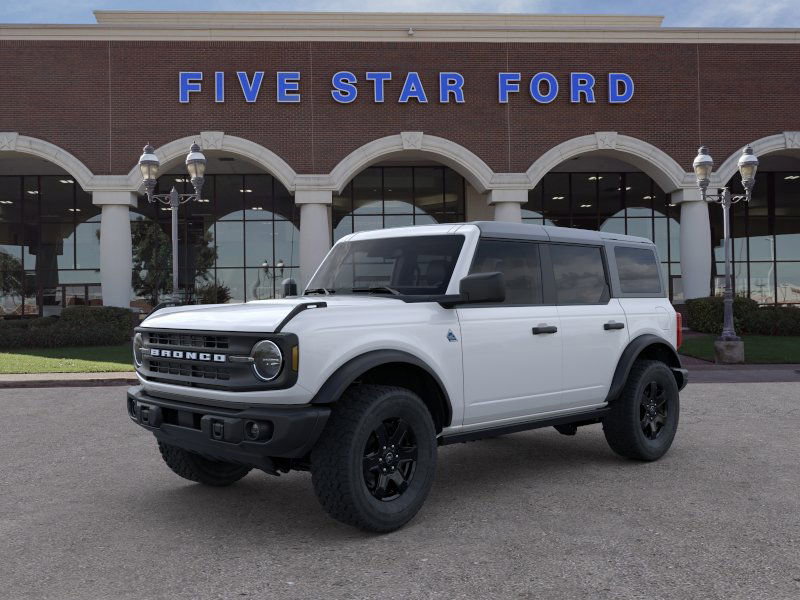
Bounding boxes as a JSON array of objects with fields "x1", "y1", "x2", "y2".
[
  {"x1": 680, "y1": 355, "x2": 800, "y2": 383},
  {"x1": 0, "y1": 372, "x2": 137, "y2": 389}
]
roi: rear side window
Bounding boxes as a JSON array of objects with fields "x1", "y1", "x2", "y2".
[
  {"x1": 469, "y1": 240, "x2": 543, "y2": 304},
  {"x1": 615, "y1": 246, "x2": 662, "y2": 294},
  {"x1": 550, "y1": 244, "x2": 608, "y2": 304}
]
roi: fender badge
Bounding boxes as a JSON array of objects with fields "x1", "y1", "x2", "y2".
[{"x1": 447, "y1": 329, "x2": 458, "y2": 342}]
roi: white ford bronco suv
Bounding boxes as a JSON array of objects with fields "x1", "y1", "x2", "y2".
[{"x1": 128, "y1": 221, "x2": 687, "y2": 532}]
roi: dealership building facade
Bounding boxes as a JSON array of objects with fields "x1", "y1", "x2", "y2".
[{"x1": 1, "y1": 11, "x2": 799, "y2": 315}]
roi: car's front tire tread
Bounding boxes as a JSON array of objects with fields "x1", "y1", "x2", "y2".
[{"x1": 158, "y1": 442, "x2": 251, "y2": 486}]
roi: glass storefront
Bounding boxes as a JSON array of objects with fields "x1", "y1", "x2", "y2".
[
  {"x1": 714, "y1": 171, "x2": 800, "y2": 305},
  {"x1": 333, "y1": 166, "x2": 466, "y2": 242},
  {"x1": 523, "y1": 172, "x2": 682, "y2": 301},
  {"x1": 0, "y1": 176, "x2": 101, "y2": 317},
  {"x1": 130, "y1": 173, "x2": 298, "y2": 312}
]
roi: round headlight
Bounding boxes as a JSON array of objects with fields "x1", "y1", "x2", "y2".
[
  {"x1": 133, "y1": 332, "x2": 144, "y2": 368},
  {"x1": 252, "y1": 340, "x2": 283, "y2": 381}
]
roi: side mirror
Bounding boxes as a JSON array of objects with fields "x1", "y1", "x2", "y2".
[
  {"x1": 282, "y1": 278, "x2": 298, "y2": 297},
  {"x1": 458, "y1": 272, "x2": 505, "y2": 304}
]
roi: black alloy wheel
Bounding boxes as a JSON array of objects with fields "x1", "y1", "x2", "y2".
[
  {"x1": 311, "y1": 384, "x2": 438, "y2": 532},
  {"x1": 603, "y1": 359, "x2": 680, "y2": 461},
  {"x1": 640, "y1": 381, "x2": 668, "y2": 440},
  {"x1": 362, "y1": 418, "x2": 418, "y2": 501}
]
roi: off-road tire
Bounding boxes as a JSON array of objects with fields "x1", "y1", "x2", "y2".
[
  {"x1": 603, "y1": 360, "x2": 680, "y2": 461},
  {"x1": 158, "y1": 442, "x2": 252, "y2": 486},
  {"x1": 311, "y1": 384, "x2": 438, "y2": 532}
]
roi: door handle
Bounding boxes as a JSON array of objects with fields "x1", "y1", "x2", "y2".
[
  {"x1": 604, "y1": 321, "x2": 625, "y2": 330},
  {"x1": 532, "y1": 325, "x2": 558, "y2": 335}
]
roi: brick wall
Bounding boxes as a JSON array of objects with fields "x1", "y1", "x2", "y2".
[{"x1": 1, "y1": 39, "x2": 798, "y2": 177}]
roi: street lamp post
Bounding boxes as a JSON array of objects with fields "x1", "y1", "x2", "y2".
[
  {"x1": 692, "y1": 144, "x2": 759, "y2": 362},
  {"x1": 138, "y1": 143, "x2": 206, "y2": 304}
]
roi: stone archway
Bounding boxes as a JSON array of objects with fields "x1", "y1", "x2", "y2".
[
  {"x1": 526, "y1": 132, "x2": 691, "y2": 194},
  {"x1": 328, "y1": 132, "x2": 496, "y2": 194}
]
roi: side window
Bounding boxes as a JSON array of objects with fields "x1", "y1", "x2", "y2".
[
  {"x1": 469, "y1": 240, "x2": 543, "y2": 304},
  {"x1": 550, "y1": 244, "x2": 608, "y2": 304},
  {"x1": 615, "y1": 246, "x2": 662, "y2": 294}
]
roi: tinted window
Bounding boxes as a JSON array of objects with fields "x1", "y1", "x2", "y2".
[
  {"x1": 551, "y1": 244, "x2": 608, "y2": 304},
  {"x1": 615, "y1": 246, "x2": 662, "y2": 294},
  {"x1": 308, "y1": 235, "x2": 464, "y2": 295},
  {"x1": 469, "y1": 240, "x2": 543, "y2": 305}
]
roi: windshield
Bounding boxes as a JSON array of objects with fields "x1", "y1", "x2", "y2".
[{"x1": 307, "y1": 234, "x2": 465, "y2": 296}]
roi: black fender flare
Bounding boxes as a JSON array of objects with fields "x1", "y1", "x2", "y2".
[
  {"x1": 605, "y1": 334, "x2": 688, "y2": 403},
  {"x1": 309, "y1": 349, "x2": 453, "y2": 427}
]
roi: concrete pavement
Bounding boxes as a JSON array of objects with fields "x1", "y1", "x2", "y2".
[{"x1": 0, "y1": 383, "x2": 798, "y2": 599}]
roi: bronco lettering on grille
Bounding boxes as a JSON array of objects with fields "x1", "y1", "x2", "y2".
[{"x1": 149, "y1": 348, "x2": 227, "y2": 362}]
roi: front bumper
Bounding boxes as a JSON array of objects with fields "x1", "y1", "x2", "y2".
[{"x1": 127, "y1": 386, "x2": 330, "y2": 470}]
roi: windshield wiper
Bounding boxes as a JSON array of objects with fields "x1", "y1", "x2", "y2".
[
  {"x1": 305, "y1": 288, "x2": 334, "y2": 296},
  {"x1": 351, "y1": 286, "x2": 401, "y2": 296}
]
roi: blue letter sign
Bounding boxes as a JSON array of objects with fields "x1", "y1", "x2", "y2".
[
  {"x1": 331, "y1": 71, "x2": 358, "y2": 103},
  {"x1": 608, "y1": 73, "x2": 634, "y2": 104},
  {"x1": 277, "y1": 72, "x2": 301, "y2": 103},
  {"x1": 439, "y1": 72, "x2": 465, "y2": 103},
  {"x1": 498, "y1": 73, "x2": 521, "y2": 103},
  {"x1": 179, "y1": 72, "x2": 203, "y2": 103},
  {"x1": 237, "y1": 71, "x2": 264, "y2": 103},
  {"x1": 399, "y1": 72, "x2": 428, "y2": 103}
]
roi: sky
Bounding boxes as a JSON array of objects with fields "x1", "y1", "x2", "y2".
[{"x1": 1, "y1": 0, "x2": 799, "y2": 27}]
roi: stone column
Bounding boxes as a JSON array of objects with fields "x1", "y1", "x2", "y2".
[
  {"x1": 673, "y1": 188, "x2": 712, "y2": 300},
  {"x1": 487, "y1": 188, "x2": 528, "y2": 222},
  {"x1": 296, "y1": 189, "x2": 333, "y2": 289},
  {"x1": 94, "y1": 191, "x2": 137, "y2": 308}
]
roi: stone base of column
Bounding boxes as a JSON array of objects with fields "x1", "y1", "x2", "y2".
[{"x1": 714, "y1": 340, "x2": 745, "y2": 364}]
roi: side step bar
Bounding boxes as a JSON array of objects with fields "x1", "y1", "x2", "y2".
[{"x1": 439, "y1": 407, "x2": 610, "y2": 446}]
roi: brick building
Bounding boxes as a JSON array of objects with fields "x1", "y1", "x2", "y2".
[{"x1": 1, "y1": 11, "x2": 799, "y2": 314}]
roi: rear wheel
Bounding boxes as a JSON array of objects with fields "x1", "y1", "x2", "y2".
[
  {"x1": 603, "y1": 360, "x2": 680, "y2": 461},
  {"x1": 158, "y1": 442, "x2": 251, "y2": 486},
  {"x1": 311, "y1": 384, "x2": 438, "y2": 532}
]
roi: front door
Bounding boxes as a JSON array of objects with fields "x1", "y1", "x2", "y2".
[{"x1": 458, "y1": 239, "x2": 563, "y2": 427}]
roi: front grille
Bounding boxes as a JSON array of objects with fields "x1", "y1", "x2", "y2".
[
  {"x1": 148, "y1": 359, "x2": 231, "y2": 381},
  {"x1": 146, "y1": 332, "x2": 230, "y2": 350},
  {"x1": 136, "y1": 327, "x2": 298, "y2": 391}
]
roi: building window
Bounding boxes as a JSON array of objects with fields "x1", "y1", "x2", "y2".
[
  {"x1": 333, "y1": 166, "x2": 466, "y2": 242},
  {"x1": 130, "y1": 173, "x2": 298, "y2": 312},
  {"x1": 523, "y1": 172, "x2": 681, "y2": 302},
  {"x1": 0, "y1": 175, "x2": 100, "y2": 317},
  {"x1": 713, "y1": 171, "x2": 800, "y2": 305}
]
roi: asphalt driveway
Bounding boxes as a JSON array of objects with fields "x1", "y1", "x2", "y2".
[{"x1": 0, "y1": 383, "x2": 798, "y2": 599}]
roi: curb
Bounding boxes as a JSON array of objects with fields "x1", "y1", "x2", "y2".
[{"x1": 0, "y1": 374, "x2": 138, "y2": 389}]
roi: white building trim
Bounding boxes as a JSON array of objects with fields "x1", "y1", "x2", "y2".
[
  {"x1": 329, "y1": 132, "x2": 496, "y2": 194},
  {"x1": 0, "y1": 132, "x2": 96, "y2": 191},
  {"x1": 712, "y1": 131, "x2": 800, "y2": 187},
  {"x1": 123, "y1": 132, "x2": 298, "y2": 193},
  {"x1": 526, "y1": 132, "x2": 692, "y2": 193}
]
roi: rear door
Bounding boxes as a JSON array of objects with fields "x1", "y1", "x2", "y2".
[
  {"x1": 458, "y1": 239, "x2": 563, "y2": 426},
  {"x1": 547, "y1": 243, "x2": 629, "y2": 408}
]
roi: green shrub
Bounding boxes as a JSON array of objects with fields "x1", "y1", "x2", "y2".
[
  {"x1": 685, "y1": 296, "x2": 800, "y2": 336},
  {"x1": 0, "y1": 306, "x2": 134, "y2": 349}
]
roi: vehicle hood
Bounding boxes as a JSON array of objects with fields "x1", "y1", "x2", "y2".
[{"x1": 140, "y1": 296, "x2": 400, "y2": 333}]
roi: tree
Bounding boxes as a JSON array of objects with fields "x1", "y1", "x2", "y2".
[
  {"x1": 0, "y1": 251, "x2": 25, "y2": 301},
  {"x1": 131, "y1": 217, "x2": 218, "y2": 306}
]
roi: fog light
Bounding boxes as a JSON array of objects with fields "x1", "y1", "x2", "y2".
[{"x1": 245, "y1": 421, "x2": 261, "y2": 440}]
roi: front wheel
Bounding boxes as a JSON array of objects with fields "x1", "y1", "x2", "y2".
[
  {"x1": 158, "y1": 442, "x2": 252, "y2": 486},
  {"x1": 311, "y1": 384, "x2": 438, "y2": 532},
  {"x1": 602, "y1": 360, "x2": 680, "y2": 461}
]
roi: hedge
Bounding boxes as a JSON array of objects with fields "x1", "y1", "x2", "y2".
[
  {"x1": 0, "y1": 306, "x2": 135, "y2": 349},
  {"x1": 685, "y1": 296, "x2": 800, "y2": 336}
]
